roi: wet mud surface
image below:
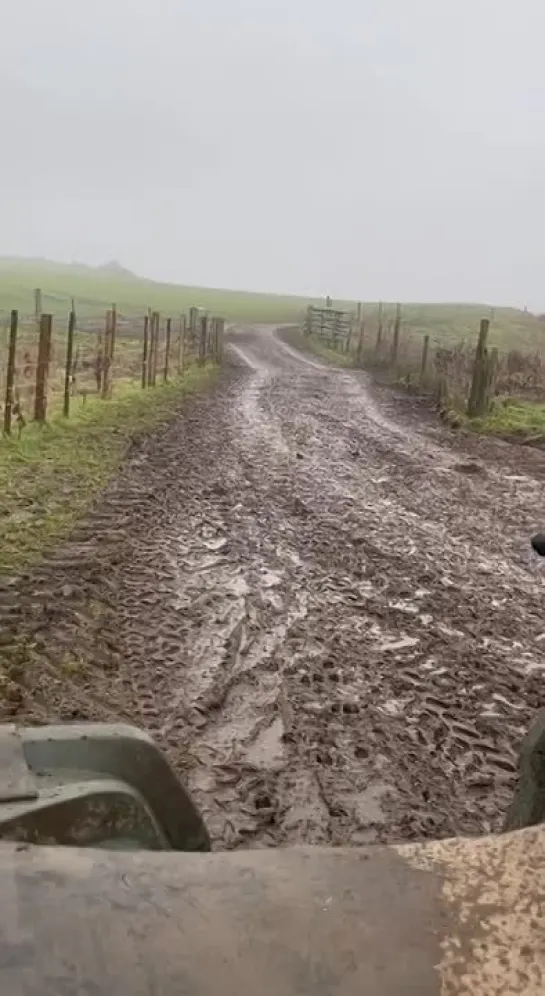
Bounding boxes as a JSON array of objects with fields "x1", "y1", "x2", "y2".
[{"x1": 3, "y1": 326, "x2": 545, "y2": 848}]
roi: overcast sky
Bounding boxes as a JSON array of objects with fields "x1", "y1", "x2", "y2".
[{"x1": 2, "y1": 0, "x2": 544, "y2": 306}]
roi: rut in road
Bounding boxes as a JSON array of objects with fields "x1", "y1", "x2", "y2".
[{"x1": 5, "y1": 326, "x2": 545, "y2": 848}]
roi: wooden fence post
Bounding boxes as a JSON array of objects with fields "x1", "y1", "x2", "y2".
[
  {"x1": 164, "y1": 317, "x2": 171, "y2": 382},
  {"x1": 95, "y1": 323, "x2": 103, "y2": 393},
  {"x1": 101, "y1": 310, "x2": 112, "y2": 399},
  {"x1": 214, "y1": 317, "x2": 223, "y2": 361},
  {"x1": 152, "y1": 312, "x2": 160, "y2": 386},
  {"x1": 391, "y1": 303, "x2": 401, "y2": 364},
  {"x1": 199, "y1": 316, "x2": 207, "y2": 366},
  {"x1": 34, "y1": 314, "x2": 53, "y2": 422},
  {"x1": 63, "y1": 310, "x2": 76, "y2": 417},
  {"x1": 110, "y1": 304, "x2": 117, "y2": 362},
  {"x1": 3, "y1": 310, "x2": 18, "y2": 436},
  {"x1": 148, "y1": 312, "x2": 154, "y2": 386},
  {"x1": 345, "y1": 320, "x2": 353, "y2": 355},
  {"x1": 178, "y1": 315, "x2": 186, "y2": 374},
  {"x1": 356, "y1": 324, "x2": 365, "y2": 367},
  {"x1": 216, "y1": 318, "x2": 224, "y2": 361},
  {"x1": 142, "y1": 315, "x2": 149, "y2": 388},
  {"x1": 189, "y1": 307, "x2": 198, "y2": 350},
  {"x1": 209, "y1": 317, "x2": 216, "y2": 361},
  {"x1": 334, "y1": 311, "x2": 342, "y2": 351},
  {"x1": 420, "y1": 335, "x2": 430, "y2": 380},
  {"x1": 468, "y1": 318, "x2": 496, "y2": 417},
  {"x1": 146, "y1": 309, "x2": 153, "y2": 386},
  {"x1": 208, "y1": 316, "x2": 215, "y2": 357},
  {"x1": 374, "y1": 302, "x2": 383, "y2": 358},
  {"x1": 374, "y1": 324, "x2": 382, "y2": 358}
]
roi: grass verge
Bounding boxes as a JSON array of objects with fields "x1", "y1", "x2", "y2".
[
  {"x1": 0, "y1": 364, "x2": 218, "y2": 576},
  {"x1": 465, "y1": 398, "x2": 545, "y2": 443}
]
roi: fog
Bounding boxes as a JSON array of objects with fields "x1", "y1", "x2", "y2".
[{"x1": 2, "y1": 0, "x2": 544, "y2": 307}]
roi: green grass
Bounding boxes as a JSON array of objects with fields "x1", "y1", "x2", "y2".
[
  {"x1": 0, "y1": 258, "x2": 312, "y2": 323},
  {"x1": 468, "y1": 398, "x2": 545, "y2": 441},
  {"x1": 0, "y1": 365, "x2": 218, "y2": 576},
  {"x1": 351, "y1": 302, "x2": 543, "y2": 354},
  {"x1": 378, "y1": 303, "x2": 543, "y2": 353},
  {"x1": 0, "y1": 258, "x2": 543, "y2": 351}
]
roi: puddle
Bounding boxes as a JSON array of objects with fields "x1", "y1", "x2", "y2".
[
  {"x1": 420, "y1": 658, "x2": 438, "y2": 671},
  {"x1": 244, "y1": 717, "x2": 285, "y2": 769},
  {"x1": 379, "y1": 635, "x2": 419, "y2": 652},
  {"x1": 492, "y1": 693, "x2": 527, "y2": 712},
  {"x1": 437, "y1": 623, "x2": 465, "y2": 639},
  {"x1": 287, "y1": 549, "x2": 303, "y2": 567},
  {"x1": 452, "y1": 461, "x2": 483, "y2": 475},
  {"x1": 225, "y1": 575, "x2": 250, "y2": 597},
  {"x1": 389, "y1": 600, "x2": 419, "y2": 616},
  {"x1": 524, "y1": 660, "x2": 545, "y2": 674},
  {"x1": 203, "y1": 537, "x2": 229, "y2": 552},
  {"x1": 260, "y1": 570, "x2": 283, "y2": 589},
  {"x1": 282, "y1": 771, "x2": 329, "y2": 837},
  {"x1": 348, "y1": 782, "x2": 393, "y2": 825},
  {"x1": 203, "y1": 713, "x2": 257, "y2": 753},
  {"x1": 480, "y1": 703, "x2": 502, "y2": 719},
  {"x1": 377, "y1": 698, "x2": 408, "y2": 717}
]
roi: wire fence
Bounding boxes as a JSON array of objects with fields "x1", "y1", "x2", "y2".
[
  {"x1": 303, "y1": 303, "x2": 545, "y2": 415},
  {"x1": 1, "y1": 297, "x2": 225, "y2": 436}
]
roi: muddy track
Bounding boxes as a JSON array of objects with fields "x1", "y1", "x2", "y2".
[{"x1": 3, "y1": 326, "x2": 545, "y2": 848}]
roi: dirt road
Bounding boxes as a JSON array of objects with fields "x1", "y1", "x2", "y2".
[{"x1": 5, "y1": 326, "x2": 545, "y2": 848}]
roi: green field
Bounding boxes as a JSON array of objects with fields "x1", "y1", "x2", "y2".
[
  {"x1": 0, "y1": 258, "x2": 543, "y2": 351},
  {"x1": 408, "y1": 306, "x2": 544, "y2": 352},
  {"x1": 0, "y1": 258, "x2": 311, "y2": 324}
]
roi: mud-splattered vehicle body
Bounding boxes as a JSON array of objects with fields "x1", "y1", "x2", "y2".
[{"x1": 0, "y1": 718, "x2": 543, "y2": 995}]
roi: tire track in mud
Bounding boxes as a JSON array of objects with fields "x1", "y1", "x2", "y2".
[
  {"x1": 108, "y1": 327, "x2": 545, "y2": 847},
  {"x1": 4, "y1": 328, "x2": 545, "y2": 849}
]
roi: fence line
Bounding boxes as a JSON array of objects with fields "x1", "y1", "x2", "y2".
[
  {"x1": 1, "y1": 291, "x2": 225, "y2": 436},
  {"x1": 302, "y1": 302, "x2": 545, "y2": 416}
]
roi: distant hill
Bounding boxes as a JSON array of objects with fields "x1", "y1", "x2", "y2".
[
  {"x1": 0, "y1": 256, "x2": 138, "y2": 280},
  {"x1": 95, "y1": 260, "x2": 138, "y2": 279},
  {"x1": 0, "y1": 257, "x2": 311, "y2": 323}
]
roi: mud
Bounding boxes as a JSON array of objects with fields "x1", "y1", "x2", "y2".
[{"x1": 3, "y1": 326, "x2": 545, "y2": 849}]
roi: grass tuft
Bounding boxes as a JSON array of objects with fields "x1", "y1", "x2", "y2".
[{"x1": 467, "y1": 397, "x2": 545, "y2": 442}]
